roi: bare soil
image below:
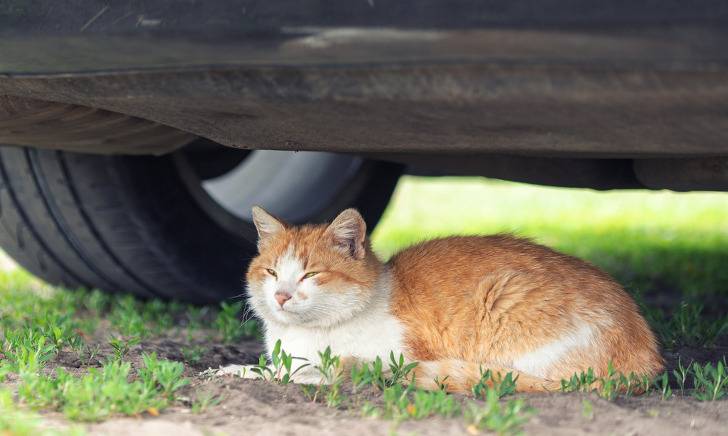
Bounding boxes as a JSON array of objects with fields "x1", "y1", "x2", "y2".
[{"x1": 25, "y1": 332, "x2": 728, "y2": 436}]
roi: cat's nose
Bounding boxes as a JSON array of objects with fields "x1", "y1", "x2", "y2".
[{"x1": 274, "y1": 291, "x2": 292, "y2": 307}]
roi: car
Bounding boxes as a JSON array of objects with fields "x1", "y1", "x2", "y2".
[{"x1": 1, "y1": 0, "x2": 727, "y2": 302}]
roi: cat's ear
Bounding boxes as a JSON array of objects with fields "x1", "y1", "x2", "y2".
[
  {"x1": 325, "y1": 209, "x2": 367, "y2": 260},
  {"x1": 251, "y1": 206, "x2": 287, "y2": 250}
]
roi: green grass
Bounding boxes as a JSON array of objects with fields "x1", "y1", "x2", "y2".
[
  {"x1": 372, "y1": 177, "x2": 728, "y2": 298},
  {"x1": 464, "y1": 390, "x2": 534, "y2": 436},
  {"x1": 2, "y1": 176, "x2": 728, "y2": 430},
  {"x1": 559, "y1": 359, "x2": 728, "y2": 402},
  {"x1": 0, "y1": 268, "x2": 259, "y2": 426},
  {"x1": 17, "y1": 355, "x2": 188, "y2": 422},
  {"x1": 362, "y1": 384, "x2": 461, "y2": 421}
]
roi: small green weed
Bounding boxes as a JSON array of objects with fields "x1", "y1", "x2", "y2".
[
  {"x1": 472, "y1": 368, "x2": 518, "y2": 399},
  {"x1": 645, "y1": 302, "x2": 728, "y2": 349},
  {"x1": 560, "y1": 364, "x2": 650, "y2": 400},
  {"x1": 214, "y1": 302, "x2": 260, "y2": 342},
  {"x1": 654, "y1": 372, "x2": 672, "y2": 400},
  {"x1": 251, "y1": 339, "x2": 309, "y2": 384},
  {"x1": 692, "y1": 359, "x2": 728, "y2": 401},
  {"x1": 362, "y1": 384, "x2": 460, "y2": 421},
  {"x1": 108, "y1": 296, "x2": 147, "y2": 338},
  {"x1": 305, "y1": 347, "x2": 345, "y2": 407},
  {"x1": 673, "y1": 357, "x2": 690, "y2": 396},
  {"x1": 15, "y1": 353, "x2": 188, "y2": 422},
  {"x1": 138, "y1": 353, "x2": 189, "y2": 400},
  {"x1": 108, "y1": 336, "x2": 140, "y2": 362},
  {"x1": 191, "y1": 392, "x2": 223, "y2": 414},
  {"x1": 560, "y1": 368, "x2": 597, "y2": 393},
  {"x1": 464, "y1": 389, "x2": 534, "y2": 436},
  {"x1": 181, "y1": 345, "x2": 206, "y2": 364},
  {"x1": 2, "y1": 328, "x2": 58, "y2": 373},
  {"x1": 597, "y1": 363, "x2": 621, "y2": 401},
  {"x1": 351, "y1": 352, "x2": 418, "y2": 390}
]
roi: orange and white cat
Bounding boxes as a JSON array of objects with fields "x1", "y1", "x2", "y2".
[{"x1": 221, "y1": 207, "x2": 663, "y2": 392}]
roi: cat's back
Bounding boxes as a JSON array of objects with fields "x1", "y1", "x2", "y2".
[
  {"x1": 389, "y1": 234, "x2": 600, "y2": 277},
  {"x1": 388, "y1": 234, "x2": 622, "y2": 302}
]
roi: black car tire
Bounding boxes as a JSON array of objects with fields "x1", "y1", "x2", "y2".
[{"x1": 0, "y1": 146, "x2": 400, "y2": 303}]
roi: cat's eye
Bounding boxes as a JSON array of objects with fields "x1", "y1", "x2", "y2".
[
  {"x1": 302, "y1": 272, "x2": 319, "y2": 280},
  {"x1": 265, "y1": 268, "x2": 277, "y2": 278}
]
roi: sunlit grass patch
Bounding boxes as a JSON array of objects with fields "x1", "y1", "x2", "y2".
[
  {"x1": 0, "y1": 267, "x2": 259, "y2": 426},
  {"x1": 17, "y1": 355, "x2": 188, "y2": 422},
  {"x1": 373, "y1": 177, "x2": 728, "y2": 298}
]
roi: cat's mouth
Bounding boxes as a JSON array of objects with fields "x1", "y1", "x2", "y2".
[{"x1": 269, "y1": 299, "x2": 305, "y2": 316}]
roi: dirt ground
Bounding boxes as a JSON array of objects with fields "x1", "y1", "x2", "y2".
[{"x1": 20, "y1": 333, "x2": 727, "y2": 436}]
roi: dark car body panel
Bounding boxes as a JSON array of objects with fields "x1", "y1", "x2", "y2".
[{"x1": 2, "y1": 1, "x2": 728, "y2": 189}]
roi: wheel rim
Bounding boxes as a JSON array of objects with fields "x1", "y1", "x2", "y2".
[
  {"x1": 201, "y1": 150, "x2": 362, "y2": 222},
  {"x1": 174, "y1": 148, "x2": 364, "y2": 242}
]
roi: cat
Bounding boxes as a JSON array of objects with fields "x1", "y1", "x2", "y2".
[{"x1": 219, "y1": 206, "x2": 663, "y2": 392}]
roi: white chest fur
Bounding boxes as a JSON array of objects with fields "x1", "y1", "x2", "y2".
[{"x1": 263, "y1": 306, "x2": 405, "y2": 366}]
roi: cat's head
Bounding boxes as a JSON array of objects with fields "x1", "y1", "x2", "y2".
[{"x1": 245, "y1": 207, "x2": 383, "y2": 328}]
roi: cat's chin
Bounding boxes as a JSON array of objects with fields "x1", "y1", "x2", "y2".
[
  {"x1": 261, "y1": 302, "x2": 320, "y2": 327},
  {"x1": 262, "y1": 305, "x2": 358, "y2": 329}
]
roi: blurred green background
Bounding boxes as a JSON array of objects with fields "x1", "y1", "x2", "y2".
[
  {"x1": 2, "y1": 175, "x2": 726, "y2": 304},
  {"x1": 372, "y1": 177, "x2": 728, "y2": 302}
]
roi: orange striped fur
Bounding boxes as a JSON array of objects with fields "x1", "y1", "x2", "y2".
[{"x1": 244, "y1": 207, "x2": 664, "y2": 392}]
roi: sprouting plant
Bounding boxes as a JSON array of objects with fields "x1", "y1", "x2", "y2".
[
  {"x1": 44, "y1": 319, "x2": 83, "y2": 350},
  {"x1": 350, "y1": 353, "x2": 417, "y2": 391},
  {"x1": 654, "y1": 372, "x2": 672, "y2": 400},
  {"x1": 77, "y1": 344, "x2": 101, "y2": 366},
  {"x1": 411, "y1": 388, "x2": 460, "y2": 419},
  {"x1": 250, "y1": 340, "x2": 309, "y2": 384},
  {"x1": 618, "y1": 372, "x2": 650, "y2": 397},
  {"x1": 673, "y1": 357, "x2": 690, "y2": 396},
  {"x1": 362, "y1": 384, "x2": 459, "y2": 421},
  {"x1": 0, "y1": 389, "x2": 49, "y2": 435},
  {"x1": 214, "y1": 302, "x2": 244, "y2": 343},
  {"x1": 646, "y1": 302, "x2": 728, "y2": 349},
  {"x1": 191, "y1": 392, "x2": 223, "y2": 414},
  {"x1": 214, "y1": 302, "x2": 261, "y2": 343},
  {"x1": 2, "y1": 328, "x2": 57, "y2": 374},
  {"x1": 434, "y1": 375, "x2": 450, "y2": 391},
  {"x1": 388, "y1": 352, "x2": 419, "y2": 386},
  {"x1": 472, "y1": 368, "x2": 493, "y2": 399},
  {"x1": 181, "y1": 345, "x2": 205, "y2": 364},
  {"x1": 691, "y1": 359, "x2": 728, "y2": 401},
  {"x1": 137, "y1": 353, "x2": 189, "y2": 399},
  {"x1": 473, "y1": 368, "x2": 518, "y2": 399},
  {"x1": 597, "y1": 362, "x2": 620, "y2": 401},
  {"x1": 351, "y1": 358, "x2": 383, "y2": 390},
  {"x1": 560, "y1": 368, "x2": 597, "y2": 393},
  {"x1": 303, "y1": 347, "x2": 345, "y2": 407},
  {"x1": 559, "y1": 363, "x2": 650, "y2": 400},
  {"x1": 464, "y1": 389, "x2": 534, "y2": 436},
  {"x1": 109, "y1": 296, "x2": 147, "y2": 338},
  {"x1": 312, "y1": 347, "x2": 345, "y2": 407},
  {"x1": 108, "y1": 336, "x2": 140, "y2": 362}
]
